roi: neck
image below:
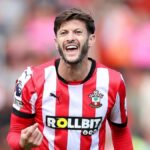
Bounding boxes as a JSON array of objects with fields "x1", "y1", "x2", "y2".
[{"x1": 58, "y1": 57, "x2": 91, "y2": 82}]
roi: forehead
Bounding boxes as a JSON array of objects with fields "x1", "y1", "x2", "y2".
[{"x1": 59, "y1": 19, "x2": 87, "y2": 31}]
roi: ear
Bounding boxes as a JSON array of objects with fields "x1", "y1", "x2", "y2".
[{"x1": 88, "y1": 34, "x2": 95, "y2": 47}]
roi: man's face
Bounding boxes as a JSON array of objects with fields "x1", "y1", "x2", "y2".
[{"x1": 55, "y1": 19, "x2": 95, "y2": 64}]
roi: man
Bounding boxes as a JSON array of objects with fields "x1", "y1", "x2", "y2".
[{"x1": 7, "y1": 8, "x2": 133, "y2": 150}]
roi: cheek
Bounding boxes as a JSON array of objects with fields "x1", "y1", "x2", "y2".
[
  {"x1": 81, "y1": 38, "x2": 89, "y2": 46},
  {"x1": 56, "y1": 39, "x2": 64, "y2": 47}
]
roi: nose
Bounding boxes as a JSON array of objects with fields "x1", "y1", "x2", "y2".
[{"x1": 66, "y1": 32, "x2": 75, "y2": 42}]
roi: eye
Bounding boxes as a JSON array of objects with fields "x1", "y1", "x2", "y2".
[
  {"x1": 75, "y1": 30, "x2": 82, "y2": 35},
  {"x1": 59, "y1": 31, "x2": 67, "y2": 36}
]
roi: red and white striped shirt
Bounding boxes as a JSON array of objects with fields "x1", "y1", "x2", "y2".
[{"x1": 8, "y1": 58, "x2": 130, "y2": 150}]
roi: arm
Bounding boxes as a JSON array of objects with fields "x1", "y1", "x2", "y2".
[
  {"x1": 7, "y1": 113, "x2": 34, "y2": 150},
  {"x1": 109, "y1": 121, "x2": 133, "y2": 150},
  {"x1": 7, "y1": 67, "x2": 43, "y2": 150},
  {"x1": 108, "y1": 73, "x2": 133, "y2": 149},
  {"x1": 7, "y1": 113, "x2": 43, "y2": 150}
]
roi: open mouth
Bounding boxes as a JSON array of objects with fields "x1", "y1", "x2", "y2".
[
  {"x1": 64, "y1": 45, "x2": 79, "y2": 57},
  {"x1": 65, "y1": 45, "x2": 78, "y2": 51}
]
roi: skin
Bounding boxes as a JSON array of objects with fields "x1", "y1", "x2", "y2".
[
  {"x1": 19, "y1": 123, "x2": 43, "y2": 150},
  {"x1": 19, "y1": 19, "x2": 95, "y2": 149},
  {"x1": 55, "y1": 19, "x2": 95, "y2": 82}
]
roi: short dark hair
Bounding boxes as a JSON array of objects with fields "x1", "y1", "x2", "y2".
[{"x1": 54, "y1": 8, "x2": 95, "y2": 35}]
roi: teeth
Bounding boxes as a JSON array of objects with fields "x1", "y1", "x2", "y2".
[{"x1": 66, "y1": 45, "x2": 77, "y2": 50}]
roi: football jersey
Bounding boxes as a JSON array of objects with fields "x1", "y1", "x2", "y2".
[{"x1": 12, "y1": 58, "x2": 127, "y2": 150}]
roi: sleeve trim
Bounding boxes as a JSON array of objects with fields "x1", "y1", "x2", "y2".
[
  {"x1": 109, "y1": 118, "x2": 128, "y2": 128},
  {"x1": 12, "y1": 108, "x2": 35, "y2": 119}
]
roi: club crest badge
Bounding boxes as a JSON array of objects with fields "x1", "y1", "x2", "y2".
[{"x1": 89, "y1": 90, "x2": 104, "y2": 108}]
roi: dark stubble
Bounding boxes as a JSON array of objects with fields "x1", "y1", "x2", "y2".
[{"x1": 58, "y1": 38, "x2": 89, "y2": 65}]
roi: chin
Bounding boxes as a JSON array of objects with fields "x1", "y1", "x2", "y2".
[{"x1": 64, "y1": 58, "x2": 82, "y2": 65}]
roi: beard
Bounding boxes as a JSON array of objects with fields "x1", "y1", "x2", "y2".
[{"x1": 58, "y1": 39, "x2": 89, "y2": 65}]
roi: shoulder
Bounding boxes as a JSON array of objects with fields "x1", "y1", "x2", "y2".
[
  {"x1": 96, "y1": 61, "x2": 121, "y2": 78},
  {"x1": 95, "y1": 61, "x2": 123, "y2": 89},
  {"x1": 17, "y1": 59, "x2": 56, "y2": 86},
  {"x1": 31, "y1": 59, "x2": 56, "y2": 73},
  {"x1": 29, "y1": 58, "x2": 57, "y2": 84}
]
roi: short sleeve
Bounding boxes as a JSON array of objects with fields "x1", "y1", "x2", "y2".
[
  {"x1": 109, "y1": 74, "x2": 127, "y2": 127},
  {"x1": 13, "y1": 67, "x2": 38, "y2": 118}
]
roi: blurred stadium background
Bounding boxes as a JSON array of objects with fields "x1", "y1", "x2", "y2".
[{"x1": 0, "y1": 0, "x2": 150, "y2": 149}]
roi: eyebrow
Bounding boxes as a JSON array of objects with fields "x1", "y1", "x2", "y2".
[{"x1": 59, "y1": 28, "x2": 84, "y2": 32}]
